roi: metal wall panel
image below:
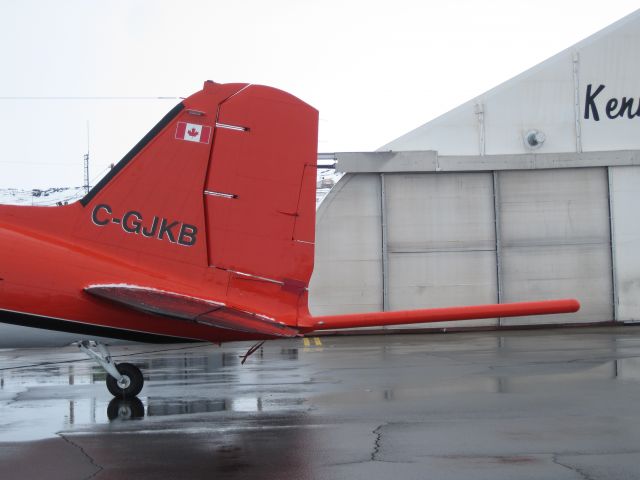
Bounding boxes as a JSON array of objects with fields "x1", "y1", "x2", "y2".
[
  {"x1": 388, "y1": 250, "x2": 498, "y2": 307},
  {"x1": 610, "y1": 166, "x2": 640, "y2": 321},
  {"x1": 499, "y1": 168, "x2": 613, "y2": 325},
  {"x1": 483, "y1": 54, "x2": 576, "y2": 155},
  {"x1": 501, "y1": 244, "x2": 613, "y2": 324},
  {"x1": 499, "y1": 169, "x2": 611, "y2": 246},
  {"x1": 385, "y1": 173, "x2": 498, "y2": 327},
  {"x1": 309, "y1": 174, "x2": 383, "y2": 316},
  {"x1": 385, "y1": 173, "x2": 496, "y2": 252}
]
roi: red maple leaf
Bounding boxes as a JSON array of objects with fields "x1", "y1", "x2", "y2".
[{"x1": 187, "y1": 127, "x2": 199, "y2": 137}]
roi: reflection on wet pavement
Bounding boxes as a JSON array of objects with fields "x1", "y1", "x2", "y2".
[
  {"x1": 2, "y1": 328, "x2": 640, "y2": 479},
  {"x1": 0, "y1": 344, "x2": 310, "y2": 441}
]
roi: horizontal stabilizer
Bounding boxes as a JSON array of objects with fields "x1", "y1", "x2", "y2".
[
  {"x1": 85, "y1": 285, "x2": 299, "y2": 338},
  {"x1": 306, "y1": 299, "x2": 581, "y2": 331}
]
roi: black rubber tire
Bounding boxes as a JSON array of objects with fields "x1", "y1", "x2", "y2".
[
  {"x1": 107, "y1": 397, "x2": 145, "y2": 421},
  {"x1": 106, "y1": 362, "x2": 144, "y2": 398}
]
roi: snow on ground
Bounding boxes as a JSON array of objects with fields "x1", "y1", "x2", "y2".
[
  {"x1": 0, "y1": 187, "x2": 86, "y2": 206},
  {"x1": 316, "y1": 168, "x2": 343, "y2": 207}
]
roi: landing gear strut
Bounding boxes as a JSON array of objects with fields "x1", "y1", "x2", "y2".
[{"x1": 77, "y1": 341, "x2": 144, "y2": 398}]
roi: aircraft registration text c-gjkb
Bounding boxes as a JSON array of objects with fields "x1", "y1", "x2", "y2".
[{"x1": 91, "y1": 203, "x2": 198, "y2": 247}]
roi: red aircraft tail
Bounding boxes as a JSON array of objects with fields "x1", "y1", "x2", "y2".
[{"x1": 72, "y1": 82, "x2": 318, "y2": 288}]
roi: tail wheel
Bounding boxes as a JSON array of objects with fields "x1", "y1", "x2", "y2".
[{"x1": 106, "y1": 362, "x2": 144, "y2": 398}]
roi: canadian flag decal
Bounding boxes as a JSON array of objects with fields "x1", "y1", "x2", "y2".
[{"x1": 175, "y1": 122, "x2": 212, "y2": 144}]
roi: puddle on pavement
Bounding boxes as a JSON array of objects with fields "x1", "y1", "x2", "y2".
[{"x1": 0, "y1": 346, "x2": 305, "y2": 442}]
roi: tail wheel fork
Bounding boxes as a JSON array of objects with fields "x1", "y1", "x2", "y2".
[{"x1": 76, "y1": 340, "x2": 144, "y2": 398}]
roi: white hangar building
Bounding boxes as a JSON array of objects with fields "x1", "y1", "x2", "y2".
[{"x1": 310, "y1": 10, "x2": 640, "y2": 329}]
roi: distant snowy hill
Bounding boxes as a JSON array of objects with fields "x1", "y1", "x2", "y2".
[{"x1": 0, "y1": 187, "x2": 86, "y2": 206}]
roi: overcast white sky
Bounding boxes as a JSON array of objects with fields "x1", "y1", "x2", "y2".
[{"x1": 0, "y1": 0, "x2": 638, "y2": 189}]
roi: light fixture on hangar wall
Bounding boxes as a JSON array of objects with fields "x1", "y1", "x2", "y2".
[{"x1": 525, "y1": 129, "x2": 546, "y2": 150}]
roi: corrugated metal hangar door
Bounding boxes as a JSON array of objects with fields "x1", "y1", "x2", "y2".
[
  {"x1": 498, "y1": 168, "x2": 613, "y2": 325},
  {"x1": 610, "y1": 166, "x2": 640, "y2": 322},
  {"x1": 384, "y1": 172, "x2": 497, "y2": 328},
  {"x1": 310, "y1": 166, "x2": 620, "y2": 327},
  {"x1": 310, "y1": 174, "x2": 383, "y2": 316}
]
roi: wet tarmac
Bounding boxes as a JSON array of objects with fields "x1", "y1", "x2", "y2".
[{"x1": 2, "y1": 327, "x2": 640, "y2": 479}]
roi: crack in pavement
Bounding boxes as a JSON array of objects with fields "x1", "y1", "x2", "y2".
[
  {"x1": 371, "y1": 424, "x2": 385, "y2": 462},
  {"x1": 58, "y1": 433, "x2": 103, "y2": 480},
  {"x1": 552, "y1": 454, "x2": 596, "y2": 480}
]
